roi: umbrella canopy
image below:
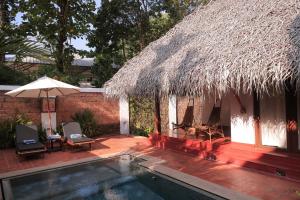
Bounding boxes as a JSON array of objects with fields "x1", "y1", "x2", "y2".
[
  {"x1": 5, "y1": 76, "x2": 80, "y2": 98},
  {"x1": 104, "y1": 0, "x2": 300, "y2": 97},
  {"x1": 6, "y1": 76, "x2": 80, "y2": 134}
]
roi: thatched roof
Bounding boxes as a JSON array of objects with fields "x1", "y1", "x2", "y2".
[{"x1": 104, "y1": 0, "x2": 300, "y2": 97}]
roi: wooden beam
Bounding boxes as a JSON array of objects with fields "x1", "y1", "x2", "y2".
[
  {"x1": 154, "y1": 92, "x2": 161, "y2": 134},
  {"x1": 253, "y1": 91, "x2": 262, "y2": 146},
  {"x1": 285, "y1": 82, "x2": 298, "y2": 153}
]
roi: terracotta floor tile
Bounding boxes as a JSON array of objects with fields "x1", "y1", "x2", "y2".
[{"x1": 0, "y1": 134, "x2": 300, "y2": 200}]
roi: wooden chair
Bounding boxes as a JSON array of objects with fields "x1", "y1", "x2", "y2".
[
  {"x1": 172, "y1": 98, "x2": 195, "y2": 135},
  {"x1": 199, "y1": 100, "x2": 224, "y2": 142}
]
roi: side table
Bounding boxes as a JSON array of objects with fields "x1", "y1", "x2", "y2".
[{"x1": 47, "y1": 137, "x2": 63, "y2": 152}]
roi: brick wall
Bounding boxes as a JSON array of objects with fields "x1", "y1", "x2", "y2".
[
  {"x1": 0, "y1": 91, "x2": 41, "y2": 124},
  {"x1": 0, "y1": 90, "x2": 120, "y2": 134},
  {"x1": 56, "y1": 93, "x2": 120, "y2": 134}
]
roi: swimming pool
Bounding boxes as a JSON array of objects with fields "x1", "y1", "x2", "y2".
[{"x1": 1, "y1": 155, "x2": 224, "y2": 200}]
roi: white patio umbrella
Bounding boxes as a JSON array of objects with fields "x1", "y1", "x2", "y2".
[{"x1": 5, "y1": 76, "x2": 80, "y2": 134}]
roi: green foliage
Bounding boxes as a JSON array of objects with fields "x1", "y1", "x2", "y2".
[
  {"x1": 19, "y1": 0, "x2": 96, "y2": 73},
  {"x1": 31, "y1": 64, "x2": 83, "y2": 86},
  {"x1": 14, "y1": 113, "x2": 32, "y2": 125},
  {"x1": 0, "y1": 30, "x2": 49, "y2": 85},
  {"x1": 0, "y1": 30, "x2": 50, "y2": 62},
  {"x1": 0, "y1": 0, "x2": 20, "y2": 32},
  {"x1": 89, "y1": 0, "x2": 205, "y2": 87},
  {"x1": 147, "y1": 14, "x2": 174, "y2": 42},
  {"x1": 72, "y1": 109, "x2": 98, "y2": 138},
  {"x1": 0, "y1": 112, "x2": 32, "y2": 149},
  {"x1": 129, "y1": 97, "x2": 154, "y2": 136},
  {"x1": 164, "y1": 0, "x2": 208, "y2": 22},
  {"x1": 0, "y1": 64, "x2": 31, "y2": 84},
  {"x1": 91, "y1": 54, "x2": 118, "y2": 87},
  {"x1": 0, "y1": 119, "x2": 15, "y2": 149},
  {"x1": 37, "y1": 124, "x2": 47, "y2": 143}
]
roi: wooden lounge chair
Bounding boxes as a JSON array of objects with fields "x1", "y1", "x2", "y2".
[
  {"x1": 172, "y1": 98, "x2": 194, "y2": 133},
  {"x1": 199, "y1": 100, "x2": 224, "y2": 142},
  {"x1": 15, "y1": 124, "x2": 47, "y2": 158},
  {"x1": 62, "y1": 122, "x2": 95, "y2": 150}
]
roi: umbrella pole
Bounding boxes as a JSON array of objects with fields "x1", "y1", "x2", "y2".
[{"x1": 46, "y1": 90, "x2": 53, "y2": 135}]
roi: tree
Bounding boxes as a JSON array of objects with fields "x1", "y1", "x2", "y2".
[
  {"x1": 19, "y1": 0, "x2": 96, "y2": 73},
  {"x1": 163, "y1": 0, "x2": 207, "y2": 22},
  {"x1": 89, "y1": 0, "x2": 209, "y2": 87},
  {"x1": 0, "y1": 31, "x2": 48, "y2": 61},
  {"x1": 0, "y1": 0, "x2": 20, "y2": 62},
  {"x1": 89, "y1": 0, "x2": 170, "y2": 87},
  {"x1": 0, "y1": 30, "x2": 49, "y2": 84}
]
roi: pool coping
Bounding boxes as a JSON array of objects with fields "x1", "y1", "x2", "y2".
[{"x1": 0, "y1": 150, "x2": 259, "y2": 200}]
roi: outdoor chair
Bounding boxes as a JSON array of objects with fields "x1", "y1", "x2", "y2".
[
  {"x1": 199, "y1": 100, "x2": 224, "y2": 142},
  {"x1": 62, "y1": 122, "x2": 95, "y2": 150},
  {"x1": 172, "y1": 98, "x2": 195, "y2": 133},
  {"x1": 15, "y1": 124, "x2": 47, "y2": 158}
]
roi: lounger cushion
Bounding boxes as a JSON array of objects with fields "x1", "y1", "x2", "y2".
[
  {"x1": 69, "y1": 137, "x2": 94, "y2": 144},
  {"x1": 70, "y1": 133, "x2": 82, "y2": 139},
  {"x1": 16, "y1": 125, "x2": 39, "y2": 144},
  {"x1": 17, "y1": 142, "x2": 45, "y2": 152}
]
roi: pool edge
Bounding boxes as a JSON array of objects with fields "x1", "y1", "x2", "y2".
[
  {"x1": 0, "y1": 151, "x2": 130, "y2": 179},
  {"x1": 0, "y1": 150, "x2": 259, "y2": 200}
]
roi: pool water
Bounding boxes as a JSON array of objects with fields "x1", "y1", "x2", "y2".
[{"x1": 1, "y1": 155, "x2": 224, "y2": 200}]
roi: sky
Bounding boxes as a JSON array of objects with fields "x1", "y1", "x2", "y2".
[{"x1": 14, "y1": 0, "x2": 101, "y2": 51}]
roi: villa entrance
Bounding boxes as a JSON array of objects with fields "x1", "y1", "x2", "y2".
[{"x1": 260, "y1": 93, "x2": 287, "y2": 149}]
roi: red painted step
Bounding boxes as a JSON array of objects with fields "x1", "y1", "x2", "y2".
[
  {"x1": 214, "y1": 148, "x2": 300, "y2": 168},
  {"x1": 212, "y1": 143, "x2": 300, "y2": 181}
]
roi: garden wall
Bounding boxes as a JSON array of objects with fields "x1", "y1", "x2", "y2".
[
  {"x1": 56, "y1": 92, "x2": 120, "y2": 134},
  {"x1": 0, "y1": 88, "x2": 120, "y2": 134},
  {"x1": 0, "y1": 91, "x2": 41, "y2": 124}
]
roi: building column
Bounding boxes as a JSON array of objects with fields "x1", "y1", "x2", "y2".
[
  {"x1": 253, "y1": 91, "x2": 262, "y2": 146},
  {"x1": 168, "y1": 95, "x2": 177, "y2": 137},
  {"x1": 154, "y1": 92, "x2": 161, "y2": 134},
  {"x1": 119, "y1": 96, "x2": 130, "y2": 134},
  {"x1": 285, "y1": 83, "x2": 298, "y2": 152}
]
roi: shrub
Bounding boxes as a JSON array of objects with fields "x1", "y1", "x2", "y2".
[
  {"x1": 129, "y1": 97, "x2": 154, "y2": 137},
  {"x1": 0, "y1": 119, "x2": 15, "y2": 149},
  {"x1": 72, "y1": 109, "x2": 98, "y2": 137},
  {"x1": 37, "y1": 124, "x2": 47, "y2": 143},
  {"x1": 0, "y1": 112, "x2": 33, "y2": 149}
]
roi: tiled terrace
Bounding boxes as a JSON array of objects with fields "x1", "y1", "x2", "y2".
[{"x1": 1, "y1": 134, "x2": 300, "y2": 200}]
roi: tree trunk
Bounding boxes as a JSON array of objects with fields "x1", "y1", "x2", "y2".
[
  {"x1": 137, "y1": 0, "x2": 150, "y2": 50},
  {"x1": 56, "y1": 0, "x2": 69, "y2": 73},
  {"x1": 0, "y1": 0, "x2": 8, "y2": 29},
  {"x1": 122, "y1": 38, "x2": 127, "y2": 61},
  {"x1": 137, "y1": 21, "x2": 145, "y2": 50},
  {"x1": 0, "y1": 0, "x2": 8, "y2": 64}
]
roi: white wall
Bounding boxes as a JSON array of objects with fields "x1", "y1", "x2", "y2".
[
  {"x1": 231, "y1": 93, "x2": 255, "y2": 144},
  {"x1": 198, "y1": 94, "x2": 231, "y2": 126},
  {"x1": 168, "y1": 95, "x2": 177, "y2": 137},
  {"x1": 41, "y1": 112, "x2": 57, "y2": 135},
  {"x1": 260, "y1": 92, "x2": 286, "y2": 148},
  {"x1": 119, "y1": 97, "x2": 130, "y2": 134}
]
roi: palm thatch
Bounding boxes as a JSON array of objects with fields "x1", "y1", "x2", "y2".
[{"x1": 104, "y1": 0, "x2": 300, "y2": 97}]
